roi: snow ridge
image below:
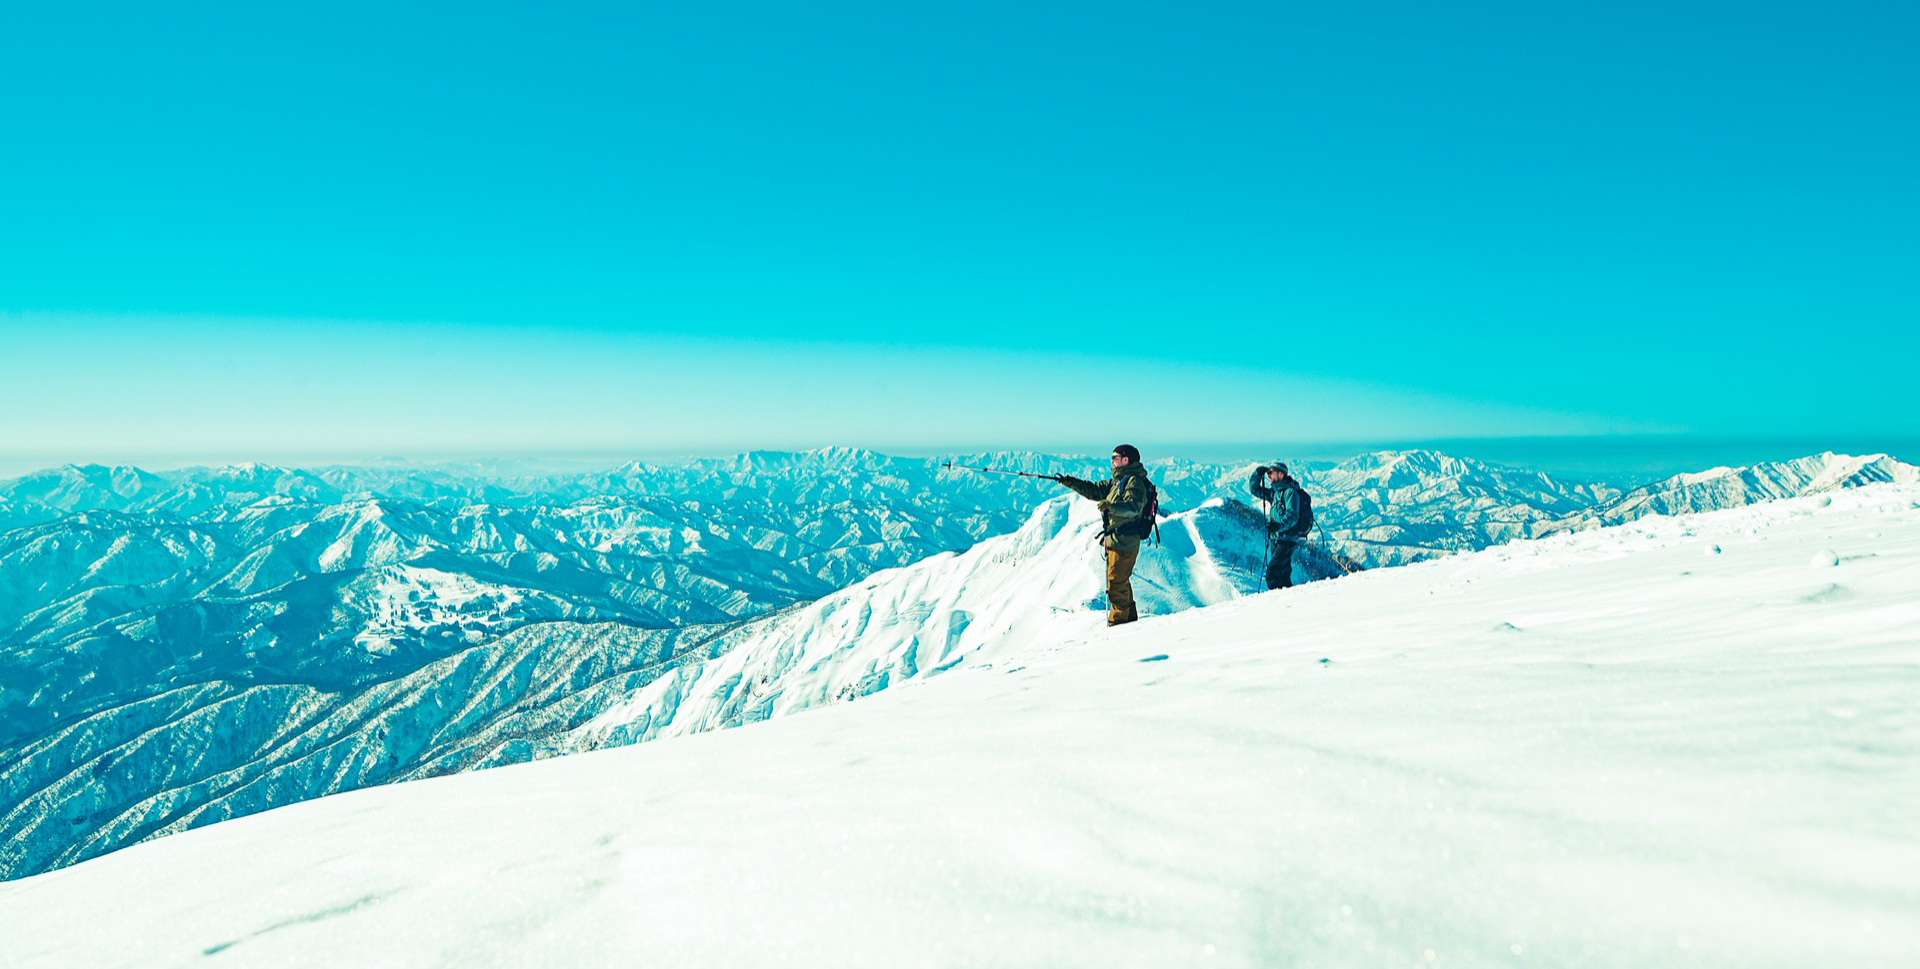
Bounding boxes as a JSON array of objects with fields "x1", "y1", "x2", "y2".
[{"x1": 1543, "y1": 452, "x2": 1920, "y2": 533}]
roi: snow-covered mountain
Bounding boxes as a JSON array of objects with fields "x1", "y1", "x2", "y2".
[
  {"x1": 1280, "y1": 449, "x2": 1620, "y2": 564},
  {"x1": 566, "y1": 494, "x2": 1352, "y2": 750},
  {"x1": 4, "y1": 447, "x2": 1913, "y2": 880},
  {"x1": 0, "y1": 494, "x2": 1336, "y2": 878},
  {"x1": 1, "y1": 453, "x2": 1071, "y2": 732},
  {"x1": 1539, "y1": 451, "x2": 1920, "y2": 533},
  {"x1": 4, "y1": 483, "x2": 1914, "y2": 968},
  {"x1": 0, "y1": 449, "x2": 1071, "y2": 525}
]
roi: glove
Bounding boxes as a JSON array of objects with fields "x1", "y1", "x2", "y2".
[{"x1": 1254, "y1": 465, "x2": 1269, "y2": 475}]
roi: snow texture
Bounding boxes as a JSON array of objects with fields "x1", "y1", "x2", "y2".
[{"x1": 2, "y1": 485, "x2": 1916, "y2": 968}]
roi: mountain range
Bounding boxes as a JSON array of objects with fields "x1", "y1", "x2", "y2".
[
  {"x1": 6, "y1": 479, "x2": 1915, "y2": 969},
  {"x1": 3, "y1": 447, "x2": 1913, "y2": 878}
]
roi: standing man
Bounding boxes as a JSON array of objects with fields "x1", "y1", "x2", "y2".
[
  {"x1": 1056, "y1": 444, "x2": 1156, "y2": 626},
  {"x1": 1249, "y1": 462, "x2": 1311, "y2": 590}
]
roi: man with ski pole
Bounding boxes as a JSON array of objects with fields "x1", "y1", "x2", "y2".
[
  {"x1": 1053, "y1": 444, "x2": 1156, "y2": 627},
  {"x1": 1249, "y1": 462, "x2": 1312, "y2": 590}
]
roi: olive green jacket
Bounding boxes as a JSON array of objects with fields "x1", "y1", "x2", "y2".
[{"x1": 1058, "y1": 461, "x2": 1153, "y2": 551}]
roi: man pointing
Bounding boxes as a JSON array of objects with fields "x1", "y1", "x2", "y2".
[{"x1": 1056, "y1": 444, "x2": 1156, "y2": 626}]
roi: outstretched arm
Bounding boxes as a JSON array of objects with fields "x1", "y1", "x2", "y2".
[{"x1": 1057, "y1": 475, "x2": 1110, "y2": 501}]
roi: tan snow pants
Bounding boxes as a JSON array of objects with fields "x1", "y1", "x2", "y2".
[{"x1": 1106, "y1": 545, "x2": 1139, "y2": 626}]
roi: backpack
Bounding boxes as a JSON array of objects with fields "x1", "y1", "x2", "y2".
[
  {"x1": 1272, "y1": 481, "x2": 1313, "y2": 538},
  {"x1": 1116, "y1": 481, "x2": 1161, "y2": 544}
]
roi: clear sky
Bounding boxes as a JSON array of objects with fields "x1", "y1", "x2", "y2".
[{"x1": 3, "y1": 1, "x2": 1915, "y2": 474}]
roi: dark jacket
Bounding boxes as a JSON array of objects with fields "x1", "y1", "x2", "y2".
[
  {"x1": 1249, "y1": 470, "x2": 1310, "y2": 540},
  {"x1": 1059, "y1": 461, "x2": 1153, "y2": 551}
]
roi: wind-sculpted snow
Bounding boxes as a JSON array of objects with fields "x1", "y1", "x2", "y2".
[{"x1": 2, "y1": 446, "x2": 1914, "y2": 880}]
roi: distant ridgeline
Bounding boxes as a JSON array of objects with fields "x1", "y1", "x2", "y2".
[{"x1": 2, "y1": 448, "x2": 1915, "y2": 879}]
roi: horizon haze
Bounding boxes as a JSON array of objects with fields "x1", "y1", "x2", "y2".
[{"x1": 3, "y1": 434, "x2": 1917, "y2": 483}]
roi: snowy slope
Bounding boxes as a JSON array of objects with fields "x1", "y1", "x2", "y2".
[
  {"x1": 564, "y1": 495, "x2": 1345, "y2": 751},
  {"x1": 6, "y1": 449, "x2": 1914, "y2": 881},
  {"x1": 0, "y1": 495, "x2": 1330, "y2": 878},
  {"x1": 7, "y1": 448, "x2": 1914, "y2": 881},
  {"x1": 3, "y1": 486, "x2": 1915, "y2": 968}
]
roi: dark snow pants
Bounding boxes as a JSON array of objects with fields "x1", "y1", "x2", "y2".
[{"x1": 1265, "y1": 540, "x2": 1296, "y2": 591}]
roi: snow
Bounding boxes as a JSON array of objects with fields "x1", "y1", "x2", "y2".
[
  {"x1": 563, "y1": 495, "x2": 1324, "y2": 750},
  {"x1": 3, "y1": 487, "x2": 1918, "y2": 968},
  {"x1": 352, "y1": 565, "x2": 525, "y2": 655}
]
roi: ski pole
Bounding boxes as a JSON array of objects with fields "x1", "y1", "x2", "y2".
[
  {"x1": 1262, "y1": 497, "x2": 1271, "y2": 577},
  {"x1": 941, "y1": 461, "x2": 1062, "y2": 481}
]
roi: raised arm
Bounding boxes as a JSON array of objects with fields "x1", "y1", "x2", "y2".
[{"x1": 1248, "y1": 467, "x2": 1275, "y2": 502}]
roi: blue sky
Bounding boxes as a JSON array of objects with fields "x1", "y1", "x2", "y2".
[{"x1": 3, "y1": 1, "x2": 1915, "y2": 473}]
